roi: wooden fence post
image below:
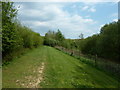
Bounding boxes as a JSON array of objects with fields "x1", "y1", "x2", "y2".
[
  {"x1": 95, "y1": 54, "x2": 97, "y2": 67},
  {"x1": 79, "y1": 49, "x2": 81, "y2": 59},
  {"x1": 117, "y1": 64, "x2": 120, "y2": 88}
]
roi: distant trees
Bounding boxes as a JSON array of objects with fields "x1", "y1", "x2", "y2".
[
  {"x1": 79, "y1": 33, "x2": 84, "y2": 39},
  {"x1": 44, "y1": 21, "x2": 119, "y2": 62},
  {"x1": 2, "y1": 2, "x2": 43, "y2": 61},
  {"x1": 80, "y1": 34, "x2": 99, "y2": 55},
  {"x1": 44, "y1": 30, "x2": 65, "y2": 47},
  {"x1": 2, "y1": 2, "x2": 119, "y2": 63},
  {"x1": 79, "y1": 21, "x2": 119, "y2": 61},
  {"x1": 62, "y1": 39, "x2": 77, "y2": 49},
  {"x1": 56, "y1": 29, "x2": 65, "y2": 42}
]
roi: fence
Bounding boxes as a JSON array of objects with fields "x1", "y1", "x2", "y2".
[{"x1": 55, "y1": 46, "x2": 120, "y2": 86}]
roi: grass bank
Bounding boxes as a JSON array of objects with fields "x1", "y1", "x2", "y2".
[{"x1": 3, "y1": 46, "x2": 119, "y2": 88}]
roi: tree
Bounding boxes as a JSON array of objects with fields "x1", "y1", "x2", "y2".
[
  {"x1": 79, "y1": 33, "x2": 84, "y2": 39},
  {"x1": 2, "y1": 2, "x2": 19, "y2": 56},
  {"x1": 2, "y1": 2, "x2": 43, "y2": 61},
  {"x1": 44, "y1": 29, "x2": 65, "y2": 47},
  {"x1": 98, "y1": 22, "x2": 119, "y2": 60},
  {"x1": 56, "y1": 29, "x2": 65, "y2": 42},
  {"x1": 79, "y1": 21, "x2": 119, "y2": 61}
]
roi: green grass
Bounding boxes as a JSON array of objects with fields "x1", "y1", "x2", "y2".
[
  {"x1": 0, "y1": 67, "x2": 2, "y2": 89},
  {"x1": 3, "y1": 46, "x2": 119, "y2": 88}
]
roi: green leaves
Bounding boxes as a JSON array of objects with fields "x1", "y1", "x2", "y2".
[
  {"x1": 80, "y1": 21, "x2": 119, "y2": 61},
  {"x1": 44, "y1": 29, "x2": 65, "y2": 47},
  {"x1": 2, "y1": 2, "x2": 43, "y2": 61}
]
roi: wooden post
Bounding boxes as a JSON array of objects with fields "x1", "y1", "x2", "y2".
[
  {"x1": 117, "y1": 64, "x2": 120, "y2": 88},
  {"x1": 79, "y1": 49, "x2": 81, "y2": 59},
  {"x1": 95, "y1": 54, "x2": 97, "y2": 67}
]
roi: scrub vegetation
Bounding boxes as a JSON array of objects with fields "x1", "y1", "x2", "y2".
[{"x1": 1, "y1": 1, "x2": 120, "y2": 88}]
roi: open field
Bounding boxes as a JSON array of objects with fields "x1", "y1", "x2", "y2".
[{"x1": 3, "y1": 46, "x2": 119, "y2": 88}]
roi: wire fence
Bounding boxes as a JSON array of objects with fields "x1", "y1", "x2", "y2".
[{"x1": 55, "y1": 46, "x2": 120, "y2": 86}]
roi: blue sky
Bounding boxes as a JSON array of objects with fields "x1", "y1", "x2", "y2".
[{"x1": 15, "y1": 2, "x2": 118, "y2": 39}]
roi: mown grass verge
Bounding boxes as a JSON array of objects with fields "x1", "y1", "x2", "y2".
[{"x1": 3, "y1": 46, "x2": 120, "y2": 88}]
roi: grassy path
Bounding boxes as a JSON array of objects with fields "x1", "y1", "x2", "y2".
[{"x1": 3, "y1": 46, "x2": 119, "y2": 88}]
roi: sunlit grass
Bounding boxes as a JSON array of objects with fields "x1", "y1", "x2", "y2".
[{"x1": 3, "y1": 46, "x2": 119, "y2": 88}]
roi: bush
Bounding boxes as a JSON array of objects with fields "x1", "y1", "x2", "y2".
[
  {"x1": 80, "y1": 21, "x2": 119, "y2": 61},
  {"x1": 2, "y1": 2, "x2": 43, "y2": 62}
]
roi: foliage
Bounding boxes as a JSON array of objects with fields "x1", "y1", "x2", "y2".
[
  {"x1": 2, "y1": 2, "x2": 20, "y2": 57},
  {"x1": 2, "y1": 2, "x2": 43, "y2": 61},
  {"x1": 79, "y1": 21, "x2": 119, "y2": 61},
  {"x1": 45, "y1": 21, "x2": 119, "y2": 62},
  {"x1": 44, "y1": 30, "x2": 65, "y2": 47},
  {"x1": 2, "y1": 1, "x2": 119, "y2": 63}
]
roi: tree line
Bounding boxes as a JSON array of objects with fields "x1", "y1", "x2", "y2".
[
  {"x1": 1, "y1": 1, "x2": 119, "y2": 63},
  {"x1": 44, "y1": 30, "x2": 65, "y2": 47},
  {"x1": 44, "y1": 21, "x2": 119, "y2": 62},
  {"x1": 43, "y1": 30, "x2": 79, "y2": 50},
  {"x1": 2, "y1": 2, "x2": 43, "y2": 62},
  {"x1": 80, "y1": 21, "x2": 119, "y2": 61}
]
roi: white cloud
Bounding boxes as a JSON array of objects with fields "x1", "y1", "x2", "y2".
[
  {"x1": 113, "y1": 19, "x2": 118, "y2": 22},
  {"x1": 17, "y1": 3, "x2": 98, "y2": 38},
  {"x1": 82, "y1": 6, "x2": 89, "y2": 10},
  {"x1": 82, "y1": 5, "x2": 96, "y2": 13},
  {"x1": 22, "y1": 21, "x2": 49, "y2": 27},
  {"x1": 89, "y1": 8, "x2": 96, "y2": 12},
  {"x1": 99, "y1": 24, "x2": 104, "y2": 30}
]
